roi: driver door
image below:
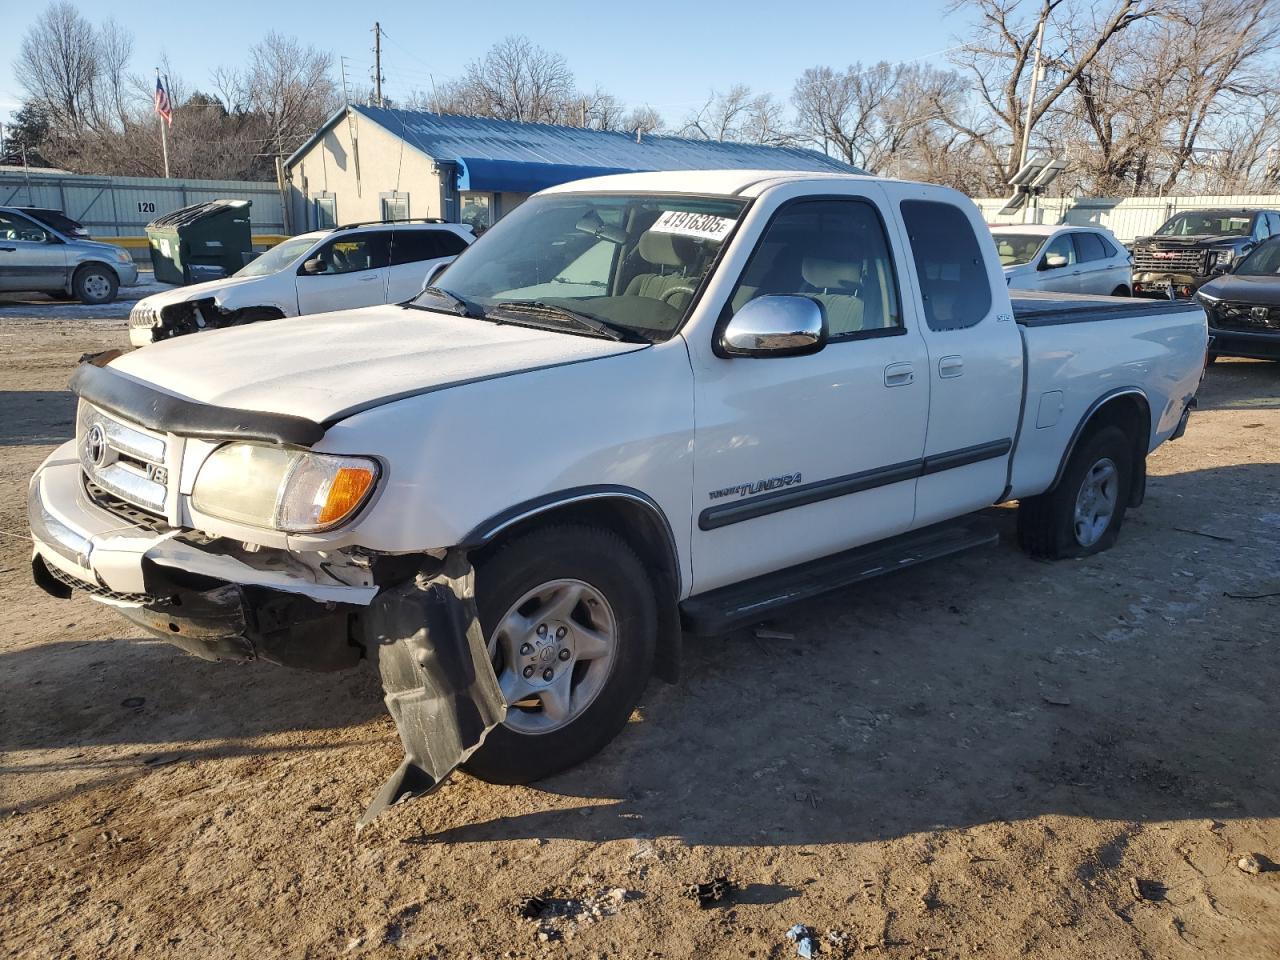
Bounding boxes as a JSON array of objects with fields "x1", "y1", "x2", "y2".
[
  {"x1": 295, "y1": 231, "x2": 391, "y2": 314},
  {"x1": 688, "y1": 187, "x2": 930, "y2": 594},
  {"x1": 0, "y1": 211, "x2": 66, "y2": 292}
]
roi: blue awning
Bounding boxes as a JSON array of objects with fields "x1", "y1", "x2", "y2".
[{"x1": 456, "y1": 157, "x2": 643, "y2": 194}]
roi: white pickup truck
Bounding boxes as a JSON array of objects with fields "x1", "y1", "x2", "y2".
[{"x1": 29, "y1": 170, "x2": 1206, "y2": 821}]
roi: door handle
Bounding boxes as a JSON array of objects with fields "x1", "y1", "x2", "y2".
[
  {"x1": 883, "y1": 362, "x2": 915, "y2": 387},
  {"x1": 938, "y1": 355, "x2": 964, "y2": 379},
  {"x1": 358, "y1": 274, "x2": 379, "y2": 282}
]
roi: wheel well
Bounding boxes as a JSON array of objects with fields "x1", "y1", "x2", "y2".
[
  {"x1": 74, "y1": 261, "x2": 118, "y2": 281},
  {"x1": 468, "y1": 495, "x2": 683, "y2": 683},
  {"x1": 1111, "y1": 284, "x2": 1131, "y2": 297},
  {"x1": 1066, "y1": 392, "x2": 1151, "y2": 507}
]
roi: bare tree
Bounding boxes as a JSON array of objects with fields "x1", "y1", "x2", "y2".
[
  {"x1": 241, "y1": 32, "x2": 340, "y2": 157},
  {"x1": 945, "y1": 0, "x2": 1159, "y2": 182},
  {"x1": 434, "y1": 36, "x2": 577, "y2": 124},
  {"x1": 680, "y1": 85, "x2": 791, "y2": 144},
  {"x1": 622, "y1": 104, "x2": 664, "y2": 136},
  {"x1": 792, "y1": 62, "x2": 965, "y2": 173},
  {"x1": 15, "y1": 2, "x2": 100, "y2": 128}
]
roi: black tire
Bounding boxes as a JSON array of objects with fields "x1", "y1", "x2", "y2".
[
  {"x1": 1110, "y1": 285, "x2": 1131, "y2": 297},
  {"x1": 1017, "y1": 425, "x2": 1133, "y2": 560},
  {"x1": 72, "y1": 264, "x2": 118, "y2": 305},
  {"x1": 464, "y1": 524, "x2": 657, "y2": 784}
]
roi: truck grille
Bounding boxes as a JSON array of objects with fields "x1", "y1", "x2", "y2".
[
  {"x1": 1212, "y1": 301, "x2": 1280, "y2": 332},
  {"x1": 1133, "y1": 246, "x2": 1206, "y2": 274},
  {"x1": 76, "y1": 403, "x2": 171, "y2": 517}
]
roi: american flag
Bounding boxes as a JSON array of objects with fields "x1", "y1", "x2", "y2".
[{"x1": 154, "y1": 75, "x2": 172, "y2": 127}]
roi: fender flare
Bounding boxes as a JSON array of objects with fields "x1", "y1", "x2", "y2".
[
  {"x1": 1049, "y1": 387, "x2": 1152, "y2": 493},
  {"x1": 460, "y1": 484, "x2": 681, "y2": 594}
]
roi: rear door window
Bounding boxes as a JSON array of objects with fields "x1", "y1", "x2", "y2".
[
  {"x1": 388, "y1": 229, "x2": 468, "y2": 265},
  {"x1": 899, "y1": 200, "x2": 992, "y2": 331},
  {"x1": 1073, "y1": 232, "x2": 1108, "y2": 262}
]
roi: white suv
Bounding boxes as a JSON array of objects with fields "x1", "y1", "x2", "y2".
[{"x1": 128, "y1": 220, "x2": 473, "y2": 346}]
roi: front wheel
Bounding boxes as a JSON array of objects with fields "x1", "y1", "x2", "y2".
[
  {"x1": 464, "y1": 524, "x2": 657, "y2": 784},
  {"x1": 73, "y1": 264, "x2": 118, "y2": 304},
  {"x1": 1110, "y1": 285, "x2": 1131, "y2": 297},
  {"x1": 1017, "y1": 425, "x2": 1133, "y2": 559}
]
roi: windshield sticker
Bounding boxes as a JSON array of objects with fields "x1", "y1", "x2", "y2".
[{"x1": 650, "y1": 210, "x2": 737, "y2": 242}]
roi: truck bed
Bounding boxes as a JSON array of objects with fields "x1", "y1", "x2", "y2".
[
  {"x1": 1011, "y1": 291, "x2": 1204, "y2": 327},
  {"x1": 1006, "y1": 291, "x2": 1207, "y2": 502}
]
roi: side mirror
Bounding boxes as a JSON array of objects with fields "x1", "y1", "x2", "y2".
[
  {"x1": 1040, "y1": 253, "x2": 1068, "y2": 271},
  {"x1": 421, "y1": 259, "x2": 451, "y2": 290},
  {"x1": 301, "y1": 256, "x2": 327, "y2": 275},
  {"x1": 720, "y1": 295, "x2": 826, "y2": 358}
]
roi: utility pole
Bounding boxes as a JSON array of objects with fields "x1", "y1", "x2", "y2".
[
  {"x1": 373, "y1": 22, "x2": 384, "y2": 108},
  {"x1": 1018, "y1": 18, "x2": 1046, "y2": 174}
]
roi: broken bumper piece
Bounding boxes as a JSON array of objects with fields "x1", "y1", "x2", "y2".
[{"x1": 358, "y1": 551, "x2": 506, "y2": 827}]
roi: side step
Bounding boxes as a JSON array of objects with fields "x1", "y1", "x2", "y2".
[{"x1": 679, "y1": 516, "x2": 999, "y2": 636}]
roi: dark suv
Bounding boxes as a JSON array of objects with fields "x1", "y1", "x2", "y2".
[{"x1": 1131, "y1": 208, "x2": 1280, "y2": 299}]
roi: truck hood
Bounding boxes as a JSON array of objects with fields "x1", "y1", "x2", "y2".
[
  {"x1": 1135, "y1": 234, "x2": 1242, "y2": 247},
  {"x1": 1199, "y1": 274, "x2": 1280, "y2": 304},
  {"x1": 107, "y1": 304, "x2": 645, "y2": 423}
]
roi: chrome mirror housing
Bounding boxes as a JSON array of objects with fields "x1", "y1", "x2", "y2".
[{"x1": 720, "y1": 295, "x2": 827, "y2": 358}]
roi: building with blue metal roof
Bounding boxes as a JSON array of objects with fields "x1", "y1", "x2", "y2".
[{"x1": 283, "y1": 104, "x2": 856, "y2": 232}]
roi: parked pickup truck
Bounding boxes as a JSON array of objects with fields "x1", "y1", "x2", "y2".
[
  {"x1": 1131, "y1": 207, "x2": 1280, "y2": 299},
  {"x1": 29, "y1": 171, "x2": 1206, "y2": 821}
]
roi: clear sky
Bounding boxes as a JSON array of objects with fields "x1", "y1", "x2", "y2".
[{"x1": 0, "y1": 0, "x2": 977, "y2": 127}]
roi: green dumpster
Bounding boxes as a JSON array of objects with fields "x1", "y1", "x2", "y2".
[{"x1": 145, "y1": 199, "x2": 253, "y2": 285}]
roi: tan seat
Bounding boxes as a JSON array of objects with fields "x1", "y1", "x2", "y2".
[
  {"x1": 801, "y1": 257, "x2": 866, "y2": 336},
  {"x1": 625, "y1": 232, "x2": 698, "y2": 309}
]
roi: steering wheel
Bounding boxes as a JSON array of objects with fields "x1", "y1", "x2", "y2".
[{"x1": 661, "y1": 285, "x2": 697, "y2": 306}]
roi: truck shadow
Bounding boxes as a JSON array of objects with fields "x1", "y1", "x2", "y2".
[{"x1": 3, "y1": 461, "x2": 1278, "y2": 844}]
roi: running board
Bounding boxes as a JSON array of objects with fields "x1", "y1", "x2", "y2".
[{"x1": 679, "y1": 516, "x2": 999, "y2": 636}]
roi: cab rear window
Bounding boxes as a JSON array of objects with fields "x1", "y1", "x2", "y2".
[{"x1": 899, "y1": 200, "x2": 992, "y2": 331}]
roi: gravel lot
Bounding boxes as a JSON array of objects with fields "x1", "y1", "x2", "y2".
[{"x1": 1, "y1": 307, "x2": 1278, "y2": 959}]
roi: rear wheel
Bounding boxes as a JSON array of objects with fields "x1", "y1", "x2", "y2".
[
  {"x1": 464, "y1": 524, "x2": 657, "y2": 784},
  {"x1": 1017, "y1": 425, "x2": 1133, "y2": 559},
  {"x1": 72, "y1": 264, "x2": 118, "y2": 305}
]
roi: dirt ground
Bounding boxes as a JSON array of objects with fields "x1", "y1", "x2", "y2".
[{"x1": 1, "y1": 305, "x2": 1278, "y2": 960}]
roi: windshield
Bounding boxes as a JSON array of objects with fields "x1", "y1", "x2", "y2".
[
  {"x1": 992, "y1": 233, "x2": 1048, "y2": 267},
  {"x1": 1233, "y1": 238, "x2": 1280, "y2": 277},
  {"x1": 234, "y1": 235, "x2": 319, "y2": 278},
  {"x1": 411, "y1": 193, "x2": 746, "y2": 341},
  {"x1": 1155, "y1": 212, "x2": 1251, "y2": 237}
]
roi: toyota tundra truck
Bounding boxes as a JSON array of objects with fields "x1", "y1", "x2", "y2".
[{"x1": 28, "y1": 171, "x2": 1206, "y2": 822}]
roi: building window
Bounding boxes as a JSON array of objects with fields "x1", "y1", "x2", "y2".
[
  {"x1": 381, "y1": 193, "x2": 410, "y2": 222},
  {"x1": 314, "y1": 195, "x2": 337, "y2": 229},
  {"x1": 460, "y1": 192, "x2": 493, "y2": 232}
]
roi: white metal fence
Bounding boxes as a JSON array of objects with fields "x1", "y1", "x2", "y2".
[
  {"x1": 974, "y1": 194, "x2": 1280, "y2": 244},
  {"x1": 0, "y1": 169, "x2": 285, "y2": 238}
]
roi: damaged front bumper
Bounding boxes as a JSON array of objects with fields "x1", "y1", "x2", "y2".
[{"x1": 29, "y1": 441, "x2": 506, "y2": 821}]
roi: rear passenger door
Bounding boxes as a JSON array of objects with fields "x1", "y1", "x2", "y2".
[
  {"x1": 1072, "y1": 231, "x2": 1121, "y2": 295},
  {"x1": 295, "y1": 231, "x2": 391, "y2": 315},
  {"x1": 688, "y1": 186, "x2": 931, "y2": 594},
  {"x1": 385, "y1": 228, "x2": 471, "y2": 302},
  {"x1": 892, "y1": 191, "x2": 1025, "y2": 528}
]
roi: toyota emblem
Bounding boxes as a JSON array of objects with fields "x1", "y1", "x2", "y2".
[{"x1": 85, "y1": 424, "x2": 107, "y2": 467}]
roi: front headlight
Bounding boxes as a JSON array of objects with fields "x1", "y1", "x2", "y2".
[
  {"x1": 1211, "y1": 250, "x2": 1234, "y2": 268},
  {"x1": 192, "y1": 442, "x2": 379, "y2": 532},
  {"x1": 115, "y1": 248, "x2": 134, "y2": 264}
]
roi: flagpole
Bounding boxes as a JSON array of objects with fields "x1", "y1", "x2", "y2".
[{"x1": 156, "y1": 69, "x2": 170, "y2": 178}]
